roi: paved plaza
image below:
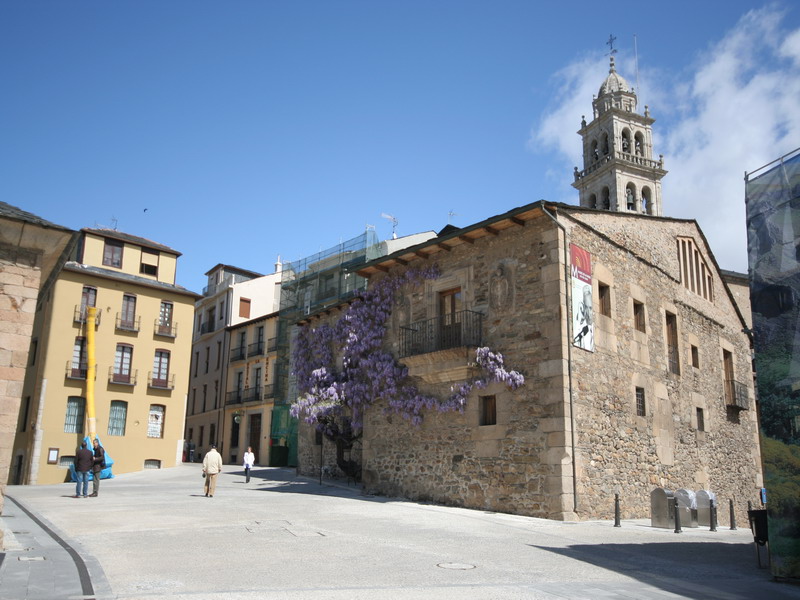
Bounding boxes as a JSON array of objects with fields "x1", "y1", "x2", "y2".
[{"x1": 1, "y1": 464, "x2": 799, "y2": 599}]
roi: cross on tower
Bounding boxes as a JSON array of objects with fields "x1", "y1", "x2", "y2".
[{"x1": 606, "y1": 34, "x2": 617, "y2": 55}]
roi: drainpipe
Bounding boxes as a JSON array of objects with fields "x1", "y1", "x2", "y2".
[
  {"x1": 541, "y1": 204, "x2": 578, "y2": 513},
  {"x1": 86, "y1": 307, "x2": 97, "y2": 441}
]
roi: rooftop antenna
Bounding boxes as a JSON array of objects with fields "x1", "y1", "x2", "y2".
[
  {"x1": 381, "y1": 213, "x2": 398, "y2": 239},
  {"x1": 448, "y1": 210, "x2": 458, "y2": 224},
  {"x1": 110, "y1": 216, "x2": 118, "y2": 230}
]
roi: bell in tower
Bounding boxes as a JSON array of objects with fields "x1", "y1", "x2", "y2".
[{"x1": 572, "y1": 56, "x2": 667, "y2": 216}]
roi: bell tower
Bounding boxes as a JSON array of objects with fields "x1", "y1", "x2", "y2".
[{"x1": 572, "y1": 56, "x2": 667, "y2": 216}]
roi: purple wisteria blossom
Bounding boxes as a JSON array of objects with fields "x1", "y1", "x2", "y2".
[{"x1": 448, "y1": 346, "x2": 525, "y2": 405}]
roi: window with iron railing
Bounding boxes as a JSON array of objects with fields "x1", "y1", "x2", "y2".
[{"x1": 399, "y1": 310, "x2": 483, "y2": 358}]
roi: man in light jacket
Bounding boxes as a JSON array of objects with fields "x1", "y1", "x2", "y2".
[
  {"x1": 243, "y1": 446, "x2": 255, "y2": 483},
  {"x1": 202, "y1": 445, "x2": 223, "y2": 497}
]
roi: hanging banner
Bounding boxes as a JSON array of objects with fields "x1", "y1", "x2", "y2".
[
  {"x1": 746, "y1": 147, "x2": 800, "y2": 579},
  {"x1": 570, "y1": 243, "x2": 594, "y2": 352}
]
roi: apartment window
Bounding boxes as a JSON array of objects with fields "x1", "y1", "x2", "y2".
[
  {"x1": 219, "y1": 299, "x2": 225, "y2": 321},
  {"x1": 205, "y1": 347, "x2": 210, "y2": 374},
  {"x1": 188, "y1": 427, "x2": 193, "y2": 442},
  {"x1": 194, "y1": 351, "x2": 199, "y2": 377},
  {"x1": 231, "y1": 419, "x2": 240, "y2": 448},
  {"x1": 635, "y1": 387, "x2": 646, "y2": 417},
  {"x1": 152, "y1": 350, "x2": 170, "y2": 387},
  {"x1": 120, "y1": 294, "x2": 137, "y2": 330},
  {"x1": 71, "y1": 337, "x2": 87, "y2": 378},
  {"x1": 103, "y1": 238, "x2": 123, "y2": 268},
  {"x1": 666, "y1": 312, "x2": 680, "y2": 375},
  {"x1": 240, "y1": 298, "x2": 251, "y2": 319},
  {"x1": 108, "y1": 400, "x2": 128, "y2": 436},
  {"x1": 214, "y1": 380, "x2": 219, "y2": 409},
  {"x1": 191, "y1": 389, "x2": 196, "y2": 415},
  {"x1": 202, "y1": 384, "x2": 208, "y2": 412},
  {"x1": 598, "y1": 283, "x2": 611, "y2": 317},
  {"x1": 113, "y1": 344, "x2": 134, "y2": 383},
  {"x1": 691, "y1": 345, "x2": 700, "y2": 369},
  {"x1": 696, "y1": 407, "x2": 705, "y2": 432},
  {"x1": 633, "y1": 300, "x2": 646, "y2": 333},
  {"x1": 158, "y1": 301, "x2": 173, "y2": 335},
  {"x1": 209, "y1": 423, "x2": 216, "y2": 446},
  {"x1": 147, "y1": 405, "x2": 165, "y2": 438},
  {"x1": 140, "y1": 249, "x2": 159, "y2": 277},
  {"x1": 216, "y1": 341, "x2": 222, "y2": 369},
  {"x1": 254, "y1": 367, "x2": 262, "y2": 397},
  {"x1": 723, "y1": 349, "x2": 735, "y2": 405},
  {"x1": 479, "y1": 395, "x2": 497, "y2": 426},
  {"x1": 199, "y1": 425, "x2": 205, "y2": 446},
  {"x1": 80, "y1": 286, "x2": 97, "y2": 320},
  {"x1": 64, "y1": 396, "x2": 85, "y2": 433}
]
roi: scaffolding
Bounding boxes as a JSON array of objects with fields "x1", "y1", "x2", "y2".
[{"x1": 271, "y1": 230, "x2": 381, "y2": 466}]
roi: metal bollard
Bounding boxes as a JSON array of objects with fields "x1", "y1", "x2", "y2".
[
  {"x1": 674, "y1": 501, "x2": 682, "y2": 534},
  {"x1": 710, "y1": 499, "x2": 718, "y2": 532},
  {"x1": 729, "y1": 498, "x2": 737, "y2": 530},
  {"x1": 614, "y1": 493, "x2": 621, "y2": 527}
]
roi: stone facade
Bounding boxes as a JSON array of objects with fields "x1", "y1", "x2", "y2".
[{"x1": 295, "y1": 202, "x2": 762, "y2": 524}]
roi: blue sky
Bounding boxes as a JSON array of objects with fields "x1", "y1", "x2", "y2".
[{"x1": 3, "y1": 1, "x2": 800, "y2": 293}]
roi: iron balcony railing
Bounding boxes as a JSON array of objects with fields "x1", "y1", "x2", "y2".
[
  {"x1": 65, "y1": 361, "x2": 95, "y2": 380},
  {"x1": 725, "y1": 379, "x2": 750, "y2": 410},
  {"x1": 267, "y1": 337, "x2": 277, "y2": 352},
  {"x1": 154, "y1": 320, "x2": 177, "y2": 337},
  {"x1": 108, "y1": 367, "x2": 137, "y2": 386},
  {"x1": 574, "y1": 150, "x2": 665, "y2": 181},
  {"x1": 248, "y1": 341, "x2": 264, "y2": 357},
  {"x1": 116, "y1": 314, "x2": 140, "y2": 333},
  {"x1": 227, "y1": 389, "x2": 244, "y2": 405},
  {"x1": 74, "y1": 305, "x2": 102, "y2": 326},
  {"x1": 230, "y1": 346, "x2": 246, "y2": 362},
  {"x1": 148, "y1": 372, "x2": 175, "y2": 390},
  {"x1": 399, "y1": 310, "x2": 483, "y2": 358},
  {"x1": 199, "y1": 321, "x2": 215, "y2": 335}
]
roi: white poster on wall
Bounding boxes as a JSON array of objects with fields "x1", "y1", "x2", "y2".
[{"x1": 571, "y1": 243, "x2": 594, "y2": 352}]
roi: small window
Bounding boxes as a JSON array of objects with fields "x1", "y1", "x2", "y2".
[
  {"x1": 140, "y1": 249, "x2": 159, "y2": 277},
  {"x1": 199, "y1": 425, "x2": 205, "y2": 446},
  {"x1": 635, "y1": 387, "x2": 646, "y2": 417},
  {"x1": 20, "y1": 396, "x2": 31, "y2": 432},
  {"x1": 108, "y1": 400, "x2": 128, "y2": 436},
  {"x1": 239, "y1": 298, "x2": 251, "y2": 319},
  {"x1": 479, "y1": 395, "x2": 497, "y2": 426},
  {"x1": 598, "y1": 283, "x2": 611, "y2": 317},
  {"x1": 691, "y1": 345, "x2": 700, "y2": 369},
  {"x1": 64, "y1": 396, "x2": 85, "y2": 433},
  {"x1": 144, "y1": 459, "x2": 162, "y2": 469},
  {"x1": 209, "y1": 424, "x2": 216, "y2": 446},
  {"x1": 103, "y1": 238, "x2": 123, "y2": 268},
  {"x1": 30, "y1": 339, "x2": 38, "y2": 366},
  {"x1": 633, "y1": 301, "x2": 646, "y2": 333},
  {"x1": 696, "y1": 407, "x2": 705, "y2": 432},
  {"x1": 59, "y1": 455, "x2": 76, "y2": 468},
  {"x1": 147, "y1": 405, "x2": 165, "y2": 438}
]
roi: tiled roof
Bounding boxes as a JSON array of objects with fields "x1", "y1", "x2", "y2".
[
  {"x1": 81, "y1": 228, "x2": 181, "y2": 256},
  {"x1": 0, "y1": 201, "x2": 72, "y2": 231},
  {"x1": 63, "y1": 262, "x2": 200, "y2": 298}
]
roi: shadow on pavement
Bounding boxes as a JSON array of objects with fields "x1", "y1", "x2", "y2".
[{"x1": 530, "y1": 542, "x2": 800, "y2": 599}]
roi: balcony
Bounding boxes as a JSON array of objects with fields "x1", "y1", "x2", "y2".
[
  {"x1": 116, "y1": 314, "x2": 140, "y2": 333},
  {"x1": 248, "y1": 341, "x2": 264, "y2": 358},
  {"x1": 399, "y1": 310, "x2": 483, "y2": 358},
  {"x1": 267, "y1": 337, "x2": 277, "y2": 352},
  {"x1": 108, "y1": 367, "x2": 137, "y2": 386},
  {"x1": 725, "y1": 379, "x2": 750, "y2": 410},
  {"x1": 226, "y1": 389, "x2": 244, "y2": 405},
  {"x1": 155, "y1": 320, "x2": 177, "y2": 338},
  {"x1": 229, "y1": 346, "x2": 246, "y2": 362},
  {"x1": 199, "y1": 320, "x2": 215, "y2": 335},
  {"x1": 65, "y1": 361, "x2": 93, "y2": 380},
  {"x1": 263, "y1": 383, "x2": 275, "y2": 399},
  {"x1": 74, "y1": 306, "x2": 102, "y2": 326},
  {"x1": 148, "y1": 372, "x2": 175, "y2": 390},
  {"x1": 574, "y1": 150, "x2": 665, "y2": 181}
]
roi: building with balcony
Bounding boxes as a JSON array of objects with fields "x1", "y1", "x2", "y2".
[
  {"x1": 185, "y1": 264, "x2": 280, "y2": 463},
  {"x1": 10, "y1": 227, "x2": 198, "y2": 485},
  {"x1": 292, "y1": 60, "x2": 763, "y2": 523}
]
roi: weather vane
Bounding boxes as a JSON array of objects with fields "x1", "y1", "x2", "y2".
[{"x1": 606, "y1": 34, "x2": 617, "y2": 55}]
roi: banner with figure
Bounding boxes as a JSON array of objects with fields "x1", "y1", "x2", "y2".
[
  {"x1": 746, "y1": 147, "x2": 800, "y2": 579},
  {"x1": 570, "y1": 243, "x2": 594, "y2": 352}
]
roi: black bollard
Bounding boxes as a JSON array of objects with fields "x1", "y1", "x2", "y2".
[
  {"x1": 614, "y1": 493, "x2": 621, "y2": 527},
  {"x1": 710, "y1": 498, "x2": 718, "y2": 532},
  {"x1": 674, "y1": 501, "x2": 682, "y2": 534},
  {"x1": 729, "y1": 499, "x2": 737, "y2": 530}
]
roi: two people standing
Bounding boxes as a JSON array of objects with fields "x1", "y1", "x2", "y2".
[{"x1": 73, "y1": 438, "x2": 106, "y2": 498}]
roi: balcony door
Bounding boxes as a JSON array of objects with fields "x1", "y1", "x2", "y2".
[
  {"x1": 121, "y1": 294, "x2": 137, "y2": 329},
  {"x1": 159, "y1": 301, "x2": 173, "y2": 334},
  {"x1": 438, "y1": 287, "x2": 463, "y2": 350}
]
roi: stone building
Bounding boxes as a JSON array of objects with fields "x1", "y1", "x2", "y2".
[
  {"x1": 294, "y1": 60, "x2": 762, "y2": 522},
  {"x1": 11, "y1": 227, "x2": 198, "y2": 484}
]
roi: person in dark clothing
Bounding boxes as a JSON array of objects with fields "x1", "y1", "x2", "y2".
[
  {"x1": 74, "y1": 442, "x2": 93, "y2": 498},
  {"x1": 91, "y1": 438, "x2": 106, "y2": 497}
]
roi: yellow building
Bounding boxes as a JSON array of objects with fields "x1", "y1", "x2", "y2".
[{"x1": 10, "y1": 228, "x2": 199, "y2": 485}]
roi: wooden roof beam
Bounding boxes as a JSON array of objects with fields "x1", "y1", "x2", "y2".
[
  {"x1": 484, "y1": 225, "x2": 500, "y2": 236},
  {"x1": 458, "y1": 235, "x2": 475, "y2": 244},
  {"x1": 437, "y1": 243, "x2": 452, "y2": 251},
  {"x1": 511, "y1": 217, "x2": 525, "y2": 227}
]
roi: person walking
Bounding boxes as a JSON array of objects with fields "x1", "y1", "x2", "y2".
[
  {"x1": 243, "y1": 446, "x2": 255, "y2": 483},
  {"x1": 202, "y1": 444, "x2": 223, "y2": 497},
  {"x1": 74, "y1": 441, "x2": 93, "y2": 498},
  {"x1": 90, "y1": 438, "x2": 106, "y2": 497}
]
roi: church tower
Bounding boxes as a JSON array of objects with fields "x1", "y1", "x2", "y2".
[{"x1": 572, "y1": 56, "x2": 667, "y2": 216}]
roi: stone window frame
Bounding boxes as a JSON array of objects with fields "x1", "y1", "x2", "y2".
[
  {"x1": 696, "y1": 407, "x2": 705, "y2": 432},
  {"x1": 635, "y1": 387, "x2": 646, "y2": 417},
  {"x1": 597, "y1": 282, "x2": 612, "y2": 317},
  {"x1": 479, "y1": 395, "x2": 497, "y2": 426},
  {"x1": 633, "y1": 300, "x2": 646, "y2": 333},
  {"x1": 423, "y1": 266, "x2": 474, "y2": 320}
]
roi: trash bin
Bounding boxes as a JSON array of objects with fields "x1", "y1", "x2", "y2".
[
  {"x1": 696, "y1": 490, "x2": 716, "y2": 527},
  {"x1": 651, "y1": 488, "x2": 675, "y2": 528},
  {"x1": 675, "y1": 489, "x2": 698, "y2": 528}
]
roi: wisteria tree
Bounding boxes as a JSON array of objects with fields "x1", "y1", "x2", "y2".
[{"x1": 290, "y1": 266, "x2": 525, "y2": 453}]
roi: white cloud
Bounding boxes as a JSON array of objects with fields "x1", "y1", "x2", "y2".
[{"x1": 533, "y1": 6, "x2": 800, "y2": 272}]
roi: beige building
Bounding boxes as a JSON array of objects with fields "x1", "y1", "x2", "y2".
[
  {"x1": 10, "y1": 228, "x2": 198, "y2": 485},
  {"x1": 186, "y1": 264, "x2": 280, "y2": 464}
]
